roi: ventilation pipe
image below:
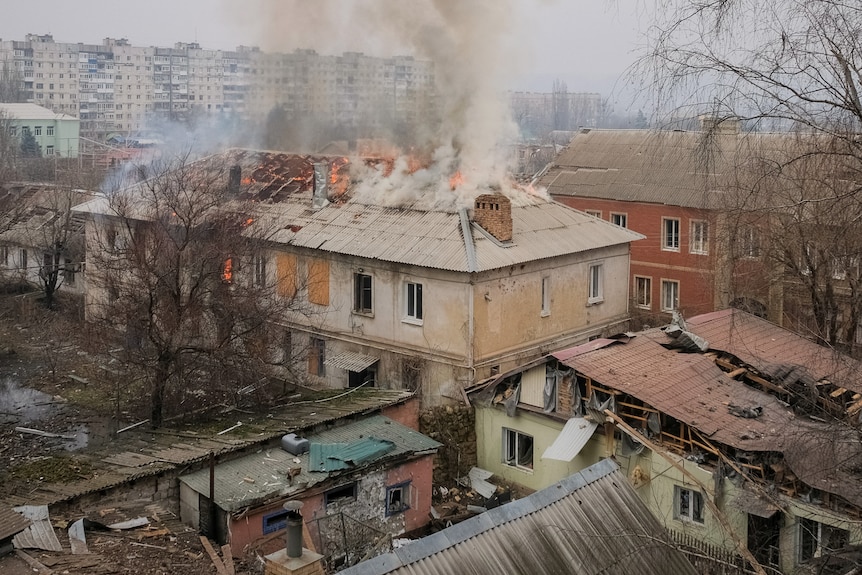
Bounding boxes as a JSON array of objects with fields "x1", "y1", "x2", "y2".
[{"x1": 284, "y1": 501, "x2": 304, "y2": 559}]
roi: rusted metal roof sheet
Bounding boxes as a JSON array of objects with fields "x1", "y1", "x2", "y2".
[
  {"x1": 180, "y1": 414, "x2": 441, "y2": 512},
  {"x1": 685, "y1": 308, "x2": 862, "y2": 395},
  {"x1": 561, "y1": 334, "x2": 796, "y2": 450},
  {"x1": 339, "y1": 459, "x2": 697, "y2": 575},
  {"x1": 0, "y1": 506, "x2": 31, "y2": 541}
]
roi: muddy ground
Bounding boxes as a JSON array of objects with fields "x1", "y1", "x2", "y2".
[{"x1": 0, "y1": 292, "x2": 258, "y2": 574}]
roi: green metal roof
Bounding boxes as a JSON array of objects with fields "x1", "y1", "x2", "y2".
[
  {"x1": 179, "y1": 415, "x2": 440, "y2": 512},
  {"x1": 308, "y1": 437, "x2": 395, "y2": 472}
]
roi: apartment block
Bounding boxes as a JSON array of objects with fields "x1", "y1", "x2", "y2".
[{"x1": 0, "y1": 34, "x2": 436, "y2": 143}]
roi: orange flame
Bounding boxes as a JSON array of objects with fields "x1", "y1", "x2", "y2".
[
  {"x1": 222, "y1": 258, "x2": 233, "y2": 283},
  {"x1": 449, "y1": 171, "x2": 464, "y2": 191}
]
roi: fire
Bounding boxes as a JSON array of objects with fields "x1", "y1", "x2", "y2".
[
  {"x1": 449, "y1": 171, "x2": 464, "y2": 190},
  {"x1": 222, "y1": 258, "x2": 233, "y2": 283}
]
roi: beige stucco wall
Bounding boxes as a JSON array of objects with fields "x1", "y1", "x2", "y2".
[{"x1": 475, "y1": 403, "x2": 862, "y2": 574}]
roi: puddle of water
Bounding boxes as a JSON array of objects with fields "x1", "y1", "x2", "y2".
[{"x1": 0, "y1": 376, "x2": 58, "y2": 422}]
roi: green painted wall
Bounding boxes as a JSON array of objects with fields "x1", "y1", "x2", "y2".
[{"x1": 10, "y1": 117, "x2": 80, "y2": 157}]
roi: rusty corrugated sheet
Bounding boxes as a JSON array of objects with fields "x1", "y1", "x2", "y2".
[{"x1": 338, "y1": 459, "x2": 697, "y2": 575}]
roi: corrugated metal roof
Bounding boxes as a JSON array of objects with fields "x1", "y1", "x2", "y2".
[
  {"x1": 0, "y1": 506, "x2": 31, "y2": 541},
  {"x1": 539, "y1": 129, "x2": 807, "y2": 209},
  {"x1": 686, "y1": 308, "x2": 862, "y2": 395},
  {"x1": 12, "y1": 505, "x2": 62, "y2": 551},
  {"x1": 338, "y1": 459, "x2": 698, "y2": 575},
  {"x1": 73, "y1": 148, "x2": 643, "y2": 273},
  {"x1": 540, "y1": 417, "x2": 598, "y2": 461},
  {"x1": 179, "y1": 415, "x2": 441, "y2": 511},
  {"x1": 324, "y1": 351, "x2": 379, "y2": 372},
  {"x1": 308, "y1": 437, "x2": 395, "y2": 472}
]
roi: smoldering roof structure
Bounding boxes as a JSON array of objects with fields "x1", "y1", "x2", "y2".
[{"x1": 74, "y1": 148, "x2": 644, "y2": 274}]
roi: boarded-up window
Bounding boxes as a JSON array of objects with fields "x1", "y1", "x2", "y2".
[
  {"x1": 520, "y1": 365, "x2": 546, "y2": 408},
  {"x1": 276, "y1": 253, "x2": 297, "y2": 298},
  {"x1": 308, "y1": 337, "x2": 326, "y2": 376},
  {"x1": 308, "y1": 259, "x2": 330, "y2": 305}
]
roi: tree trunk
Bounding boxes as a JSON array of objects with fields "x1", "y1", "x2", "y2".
[{"x1": 151, "y1": 357, "x2": 171, "y2": 428}]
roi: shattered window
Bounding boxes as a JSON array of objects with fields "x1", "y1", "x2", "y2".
[
  {"x1": 800, "y1": 518, "x2": 848, "y2": 562},
  {"x1": 635, "y1": 276, "x2": 651, "y2": 309},
  {"x1": 503, "y1": 428, "x2": 533, "y2": 470},
  {"x1": 674, "y1": 486, "x2": 704, "y2": 524},
  {"x1": 386, "y1": 481, "x2": 411, "y2": 516}
]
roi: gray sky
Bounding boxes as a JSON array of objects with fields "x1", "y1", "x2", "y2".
[{"x1": 0, "y1": 0, "x2": 648, "y2": 102}]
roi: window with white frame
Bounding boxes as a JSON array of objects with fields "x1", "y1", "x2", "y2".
[
  {"x1": 635, "y1": 276, "x2": 652, "y2": 309},
  {"x1": 541, "y1": 276, "x2": 551, "y2": 316},
  {"x1": 690, "y1": 220, "x2": 708, "y2": 255},
  {"x1": 353, "y1": 272, "x2": 373, "y2": 314},
  {"x1": 611, "y1": 213, "x2": 627, "y2": 228},
  {"x1": 661, "y1": 279, "x2": 679, "y2": 311},
  {"x1": 662, "y1": 218, "x2": 680, "y2": 251},
  {"x1": 585, "y1": 209, "x2": 602, "y2": 218},
  {"x1": 588, "y1": 263, "x2": 603, "y2": 304},
  {"x1": 799, "y1": 518, "x2": 848, "y2": 562},
  {"x1": 252, "y1": 254, "x2": 267, "y2": 287},
  {"x1": 404, "y1": 281, "x2": 423, "y2": 323},
  {"x1": 741, "y1": 226, "x2": 761, "y2": 258},
  {"x1": 502, "y1": 428, "x2": 533, "y2": 470},
  {"x1": 674, "y1": 486, "x2": 704, "y2": 523}
]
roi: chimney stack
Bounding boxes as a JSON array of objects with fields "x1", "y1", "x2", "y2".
[
  {"x1": 228, "y1": 165, "x2": 242, "y2": 194},
  {"x1": 312, "y1": 163, "x2": 330, "y2": 210},
  {"x1": 264, "y1": 501, "x2": 325, "y2": 575},
  {"x1": 473, "y1": 194, "x2": 513, "y2": 242}
]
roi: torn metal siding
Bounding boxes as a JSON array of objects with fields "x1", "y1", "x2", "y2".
[
  {"x1": 338, "y1": 459, "x2": 698, "y2": 575},
  {"x1": 0, "y1": 506, "x2": 31, "y2": 541}
]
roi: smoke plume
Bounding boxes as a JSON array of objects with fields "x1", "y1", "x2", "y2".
[{"x1": 239, "y1": 0, "x2": 543, "y2": 209}]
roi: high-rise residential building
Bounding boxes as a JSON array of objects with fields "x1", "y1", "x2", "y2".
[{"x1": 0, "y1": 34, "x2": 436, "y2": 144}]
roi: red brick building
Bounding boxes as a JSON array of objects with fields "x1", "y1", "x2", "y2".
[{"x1": 538, "y1": 127, "x2": 776, "y2": 326}]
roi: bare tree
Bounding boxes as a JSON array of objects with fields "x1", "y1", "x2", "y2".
[
  {"x1": 645, "y1": 1, "x2": 862, "y2": 352},
  {"x1": 0, "y1": 62, "x2": 23, "y2": 104},
  {"x1": 86, "y1": 152, "x2": 314, "y2": 427}
]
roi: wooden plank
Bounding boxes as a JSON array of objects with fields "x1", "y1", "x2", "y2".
[
  {"x1": 221, "y1": 544, "x2": 235, "y2": 575},
  {"x1": 830, "y1": 387, "x2": 848, "y2": 398},
  {"x1": 15, "y1": 550, "x2": 53, "y2": 574},
  {"x1": 199, "y1": 536, "x2": 228, "y2": 575},
  {"x1": 605, "y1": 410, "x2": 768, "y2": 575},
  {"x1": 727, "y1": 367, "x2": 747, "y2": 379},
  {"x1": 744, "y1": 374, "x2": 785, "y2": 395},
  {"x1": 846, "y1": 398, "x2": 862, "y2": 417}
]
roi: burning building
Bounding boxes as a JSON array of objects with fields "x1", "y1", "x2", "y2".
[{"x1": 74, "y1": 148, "x2": 643, "y2": 406}]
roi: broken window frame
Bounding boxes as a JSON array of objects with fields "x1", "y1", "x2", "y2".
[
  {"x1": 674, "y1": 485, "x2": 705, "y2": 524},
  {"x1": 799, "y1": 518, "x2": 848, "y2": 563},
  {"x1": 385, "y1": 481, "x2": 411, "y2": 516},
  {"x1": 502, "y1": 427, "x2": 534, "y2": 471},
  {"x1": 308, "y1": 336, "x2": 326, "y2": 377},
  {"x1": 252, "y1": 253, "x2": 267, "y2": 287},
  {"x1": 262, "y1": 508, "x2": 290, "y2": 534},
  {"x1": 324, "y1": 482, "x2": 358, "y2": 507}
]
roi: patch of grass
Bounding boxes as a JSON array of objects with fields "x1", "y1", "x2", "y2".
[{"x1": 9, "y1": 455, "x2": 94, "y2": 483}]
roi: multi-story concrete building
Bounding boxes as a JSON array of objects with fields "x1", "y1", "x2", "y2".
[{"x1": 1, "y1": 35, "x2": 435, "y2": 144}]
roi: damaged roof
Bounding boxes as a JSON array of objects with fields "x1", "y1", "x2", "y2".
[
  {"x1": 0, "y1": 183, "x2": 95, "y2": 249},
  {"x1": 554, "y1": 311, "x2": 862, "y2": 509},
  {"x1": 179, "y1": 414, "x2": 440, "y2": 512},
  {"x1": 684, "y1": 308, "x2": 862, "y2": 396},
  {"x1": 339, "y1": 459, "x2": 697, "y2": 575},
  {"x1": 73, "y1": 148, "x2": 643, "y2": 273}
]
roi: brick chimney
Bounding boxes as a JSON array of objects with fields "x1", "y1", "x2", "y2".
[
  {"x1": 473, "y1": 194, "x2": 513, "y2": 242},
  {"x1": 264, "y1": 502, "x2": 324, "y2": 575}
]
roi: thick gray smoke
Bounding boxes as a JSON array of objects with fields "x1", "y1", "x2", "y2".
[{"x1": 239, "y1": 0, "x2": 546, "y2": 209}]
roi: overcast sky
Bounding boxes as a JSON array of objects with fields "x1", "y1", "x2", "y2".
[{"x1": 0, "y1": 0, "x2": 650, "y2": 107}]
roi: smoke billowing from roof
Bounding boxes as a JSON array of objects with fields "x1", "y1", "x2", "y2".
[{"x1": 247, "y1": 0, "x2": 540, "y2": 209}]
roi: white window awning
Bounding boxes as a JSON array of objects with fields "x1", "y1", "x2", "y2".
[
  {"x1": 541, "y1": 417, "x2": 598, "y2": 462},
  {"x1": 324, "y1": 351, "x2": 379, "y2": 372}
]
